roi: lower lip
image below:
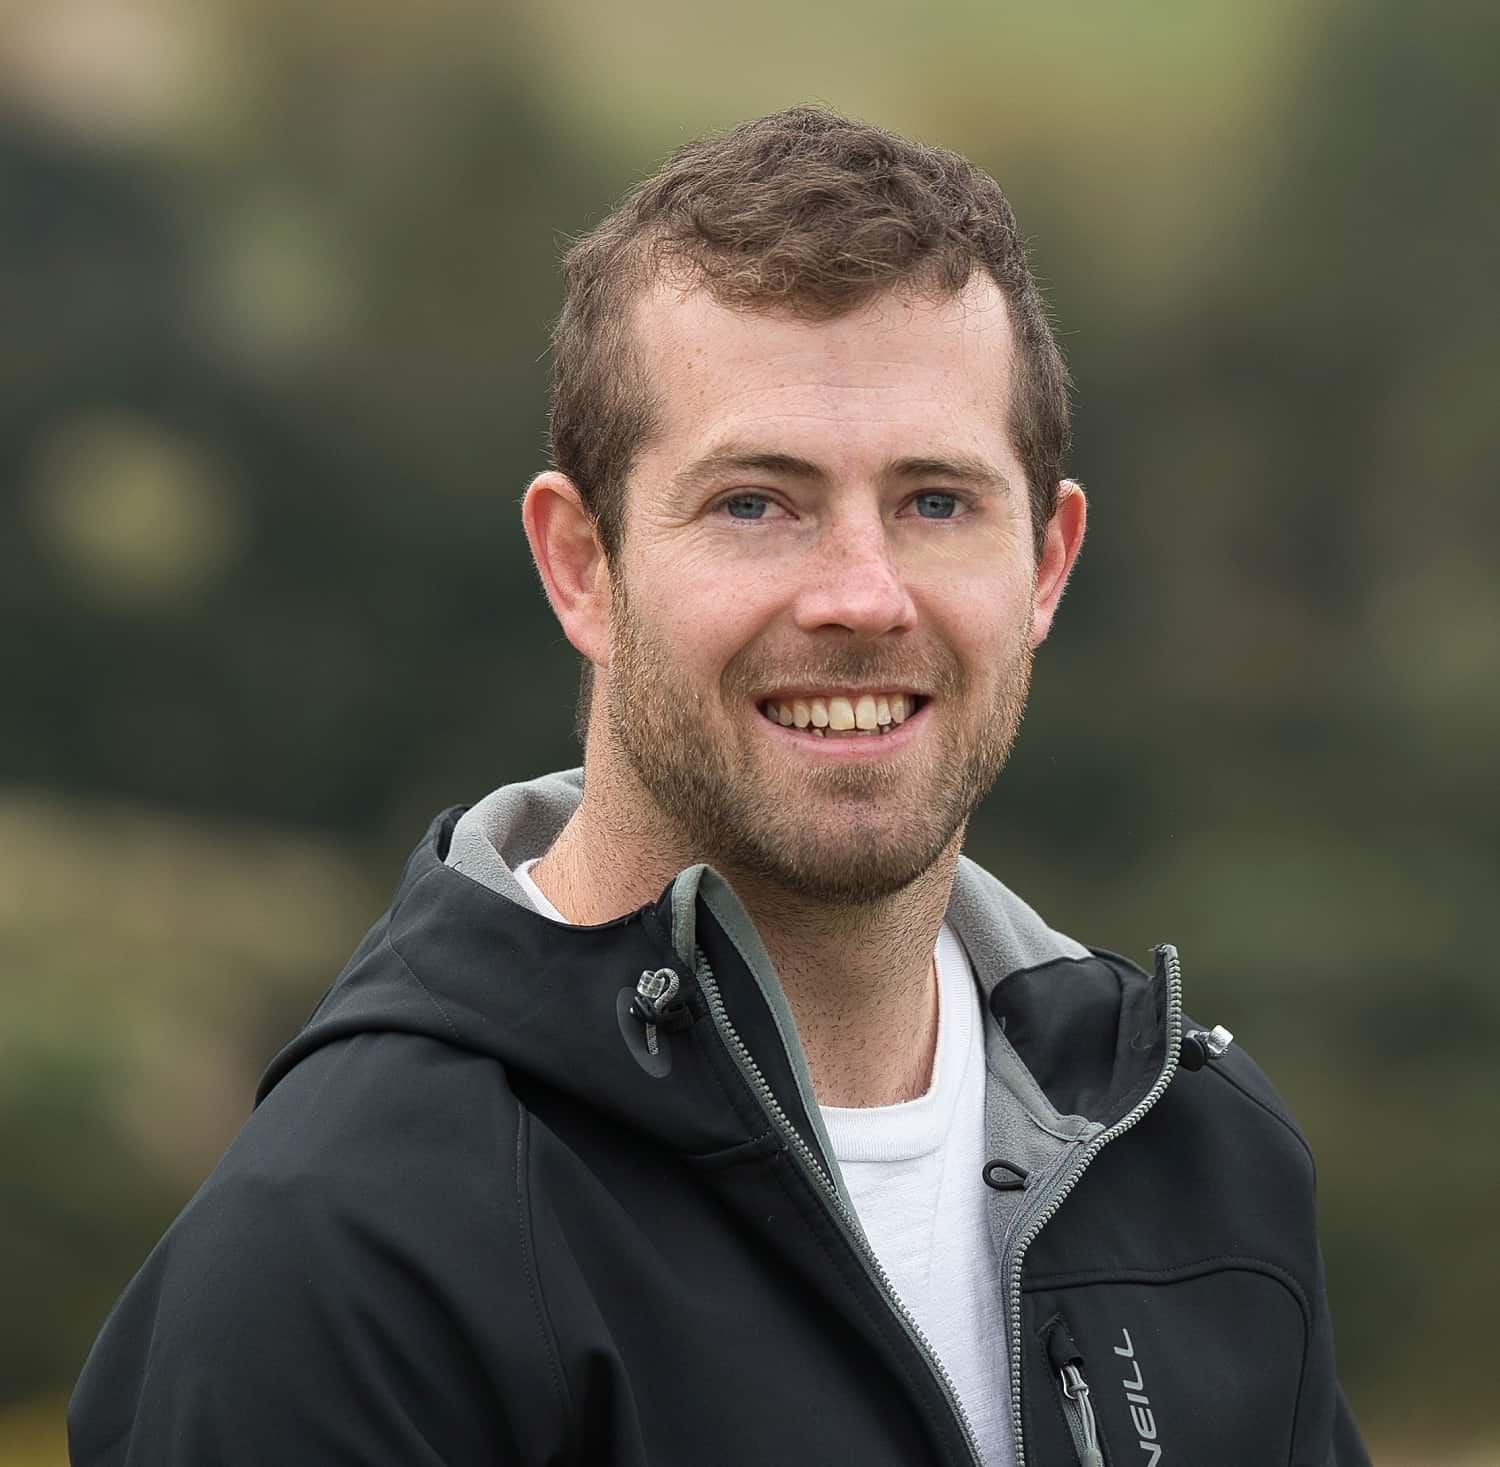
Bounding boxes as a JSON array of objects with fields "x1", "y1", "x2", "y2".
[{"x1": 753, "y1": 702, "x2": 928, "y2": 759}]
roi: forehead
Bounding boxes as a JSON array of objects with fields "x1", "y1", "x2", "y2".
[{"x1": 627, "y1": 273, "x2": 1019, "y2": 472}]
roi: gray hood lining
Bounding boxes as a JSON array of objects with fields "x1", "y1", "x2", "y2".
[{"x1": 444, "y1": 769, "x2": 587, "y2": 913}]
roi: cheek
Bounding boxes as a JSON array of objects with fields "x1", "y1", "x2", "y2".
[
  {"x1": 921, "y1": 569, "x2": 1030, "y2": 636},
  {"x1": 631, "y1": 544, "x2": 785, "y2": 648},
  {"x1": 623, "y1": 584, "x2": 762, "y2": 690},
  {"x1": 922, "y1": 588, "x2": 1035, "y2": 698},
  {"x1": 901, "y1": 522, "x2": 1033, "y2": 600}
]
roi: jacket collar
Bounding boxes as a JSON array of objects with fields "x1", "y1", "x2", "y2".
[
  {"x1": 262, "y1": 772, "x2": 1179, "y2": 1150},
  {"x1": 445, "y1": 771, "x2": 1178, "y2": 1135}
]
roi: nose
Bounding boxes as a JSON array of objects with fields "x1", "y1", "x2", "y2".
[{"x1": 791, "y1": 512, "x2": 918, "y2": 639}]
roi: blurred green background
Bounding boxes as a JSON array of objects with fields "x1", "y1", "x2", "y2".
[{"x1": 2, "y1": 0, "x2": 1496, "y2": 1461}]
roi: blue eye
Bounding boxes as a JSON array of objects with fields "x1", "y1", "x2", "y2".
[
  {"x1": 914, "y1": 492, "x2": 959, "y2": 519},
  {"x1": 724, "y1": 494, "x2": 770, "y2": 520}
]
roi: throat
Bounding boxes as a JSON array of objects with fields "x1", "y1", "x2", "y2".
[
  {"x1": 808, "y1": 954, "x2": 941, "y2": 1109},
  {"x1": 742, "y1": 872, "x2": 953, "y2": 1108}
]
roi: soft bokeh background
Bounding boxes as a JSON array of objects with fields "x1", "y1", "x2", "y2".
[{"x1": 3, "y1": 1, "x2": 1496, "y2": 1461}]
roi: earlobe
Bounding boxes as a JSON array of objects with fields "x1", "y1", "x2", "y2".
[
  {"x1": 1030, "y1": 479, "x2": 1087, "y2": 646},
  {"x1": 522, "y1": 472, "x2": 612, "y2": 667}
]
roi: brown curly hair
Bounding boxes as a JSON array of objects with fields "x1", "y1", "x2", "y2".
[{"x1": 549, "y1": 106, "x2": 1071, "y2": 565}]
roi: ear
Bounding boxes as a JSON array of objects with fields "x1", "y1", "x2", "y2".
[
  {"x1": 1029, "y1": 479, "x2": 1087, "y2": 647},
  {"x1": 522, "y1": 472, "x2": 613, "y2": 667}
]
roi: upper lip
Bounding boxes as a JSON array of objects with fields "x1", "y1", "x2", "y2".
[{"x1": 755, "y1": 687, "x2": 926, "y2": 701}]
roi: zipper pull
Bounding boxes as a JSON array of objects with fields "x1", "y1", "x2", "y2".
[
  {"x1": 1179, "y1": 1022, "x2": 1234, "y2": 1071},
  {"x1": 1058, "y1": 1363, "x2": 1104, "y2": 1467},
  {"x1": 1046, "y1": 1320, "x2": 1105, "y2": 1467}
]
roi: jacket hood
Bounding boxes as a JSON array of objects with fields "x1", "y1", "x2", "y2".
[{"x1": 259, "y1": 770, "x2": 1180, "y2": 1158}]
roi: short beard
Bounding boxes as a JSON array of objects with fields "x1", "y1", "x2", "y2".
[{"x1": 605, "y1": 584, "x2": 1034, "y2": 906}]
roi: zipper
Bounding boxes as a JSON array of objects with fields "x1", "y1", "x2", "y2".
[
  {"x1": 1056, "y1": 1363, "x2": 1105, "y2": 1467},
  {"x1": 1005, "y1": 944, "x2": 1184, "y2": 1467},
  {"x1": 1045, "y1": 1318, "x2": 1104, "y2": 1467},
  {"x1": 690, "y1": 945, "x2": 984, "y2": 1467}
]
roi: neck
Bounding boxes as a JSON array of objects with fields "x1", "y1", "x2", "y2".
[
  {"x1": 729, "y1": 857, "x2": 956, "y2": 1107},
  {"x1": 532, "y1": 745, "x2": 956, "y2": 1108}
]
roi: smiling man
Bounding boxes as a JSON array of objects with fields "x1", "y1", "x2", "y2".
[
  {"x1": 70, "y1": 108, "x2": 1369, "y2": 1467},
  {"x1": 523, "y1": 270, "x2": 1075, "y2": 1124}
]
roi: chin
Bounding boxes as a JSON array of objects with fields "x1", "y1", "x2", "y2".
[{"x1": 729, "y1": 822, "x2": 954, "y2": 906}]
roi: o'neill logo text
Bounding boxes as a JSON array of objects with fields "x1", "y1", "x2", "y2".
[{"x1": 1113, "y1": 1328, "x2": 1162, "y2": 1466}]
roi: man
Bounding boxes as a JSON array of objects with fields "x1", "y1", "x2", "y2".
[{"x1": 70, "y1": 108, "x2": 1369, "y2": 1465}]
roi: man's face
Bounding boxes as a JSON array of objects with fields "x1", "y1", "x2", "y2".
[{"x1": 600, "y1": 275, "x2": 1049, "y2": 904}]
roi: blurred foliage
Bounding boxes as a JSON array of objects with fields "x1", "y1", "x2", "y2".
[
  {"x1": 0, "y1": 792, "x2": 376, "y2": 1401},
  {"x1": 2, "y1": 0, "x2": 1496, "y2": 1457}
]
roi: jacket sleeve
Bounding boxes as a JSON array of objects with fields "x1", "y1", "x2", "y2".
[
  {"x1": 68, "y1": 1033, "x2": 573, "y2": 1466},
  {"x1": 1211, "y1": 1049, "x2": 1373, "y2": 1467},
  {"x1": 1327, "y1": 1385, "x2": 1371, "y2": 1466},
  {"x1": 1301, "y1": 1184, "x2": 1374, "y2": 1464},
  {"x1": 1312, "y1": 1271, "x2": 1371, "y2": 1467}
]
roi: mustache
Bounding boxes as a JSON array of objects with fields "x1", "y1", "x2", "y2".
[{"x1": 722, "y1": 642, "x2": 967, "y2": 699}]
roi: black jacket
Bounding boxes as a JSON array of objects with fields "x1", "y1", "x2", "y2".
[{"x1": 70, "y1": 777, "x2": 1370, "y2": 1466}]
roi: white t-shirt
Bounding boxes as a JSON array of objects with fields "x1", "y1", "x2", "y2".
[
  {"x1": 512, "y1": 861, "x2": 1010, "y2": 1466},
  {"x1": 821, "y1": 923, "x2": 1010, "y2": 1466}
]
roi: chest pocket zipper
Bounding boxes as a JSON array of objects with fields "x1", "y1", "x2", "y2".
[
  {"x1": 1045, "y1": 1319, "x2": 1105, "y2": 1467},
  {"x1": 1058, "y1": 1363, "x2": 1105, "y2": 1467}
]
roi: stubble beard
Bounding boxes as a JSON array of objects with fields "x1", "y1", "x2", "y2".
[{"x1": 605, "y1": 585, "x2": 1034, "y2": 906}]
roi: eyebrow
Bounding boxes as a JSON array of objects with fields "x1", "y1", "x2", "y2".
[{"x1": 672, "y1": 448, "x2": 1013, "y2": 496}]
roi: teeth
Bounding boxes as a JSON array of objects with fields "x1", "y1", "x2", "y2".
[{"x1": 762, "y1": 693, "x2": 919, "y2": 734}]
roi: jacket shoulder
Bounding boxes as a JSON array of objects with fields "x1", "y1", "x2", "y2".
[
  {"x1": 1198, "y1": 1027, "x2": 1317, "y2": 1173},
  {"x1": 1174, "y1": 1015, "x2": 1319, "y2": 1194},
  {"x1": 69, "y1": 1033, "x2": 571, "y2": 1465}
]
